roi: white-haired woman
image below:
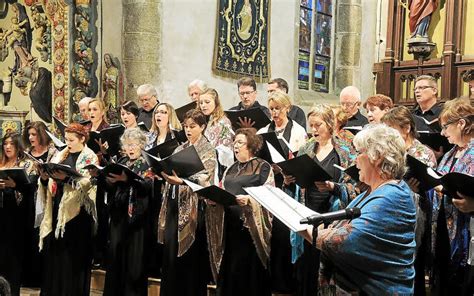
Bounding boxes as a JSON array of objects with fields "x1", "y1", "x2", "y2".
[
  {"x1": 188, "y1": 79, "x2": 207, "y2": 102},
  {"x1": 303, "y1": 124, "x2": 416, "y2": 295},
  {"x1": 92, "y1": 128, "x2": 155, "y2": 296}
]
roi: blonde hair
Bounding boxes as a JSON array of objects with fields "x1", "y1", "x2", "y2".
[
  {"x1": 200, "y1": 88, "x2": 225, "y2": 125},
  {"x1": 150, "y1": 102, "x2": 182, "y2": 134},
  {"x1": 268, "y1": 90, "x2": 292, "y2": 109},
  {"x1": 331, "y1": 105, "x2": 350, "y2": 129},
  {"x1": 88, "y1": 98, "x2": 108, "y2": 123},
  {"x1": 353, "y1": 124, "x2": 407, "y2": 180},
  {"x1": 308, "y1": 104, "x2": 335, "y2": 135},
  {"x1": 439, "y1": 97, "x2": 473, "y2": 137}
]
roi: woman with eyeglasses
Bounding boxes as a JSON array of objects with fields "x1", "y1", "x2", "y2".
[
  {"x1": 208, "y1": 128, "x2": 274, "y2": 296},
  {"x1": 0, "y1": 132, "x2": 35, "y2": 296},
  {"x1": 430, "y1": 98, "x2": 474, "y2": 295},
  {"x1": 158, "y1": 109, "x2": 216, "y2": 296},
  {"x1": 38, "y1": 123, "x2": 98, "y2": 296},
  {"x1": 145, "y1": 102, "x2": 182, "y2": 150},
  {"x1": 258, "y1": 90, "x2": 307, "y2": 294},
  {"x1": 91, "y1": 128, "x2": 154, "y2": 296}
]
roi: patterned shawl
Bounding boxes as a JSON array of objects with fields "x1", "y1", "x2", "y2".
[
  {"x1": 38, "y1": 145, "x2": 99, "y2": 249},
  {"x1": 157, "y1": 135, "x2": 216, "y2": 256}
]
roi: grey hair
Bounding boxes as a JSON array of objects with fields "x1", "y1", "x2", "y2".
[
  {"x1": 136, "y1": 84, "x2": 158, "y2": 98},
  {"x1": 339, "y1": 86, "x2": 361, "y2": 102},
  {"x1": 78, "y1": 96, "x2": 92, "y2": 106},
  {"x1": 120, "y1": 127, "x2": 147, "y2": 150},
  {"x1": 353, "y1": 124, "x2": 407, "y2": 179},
  {"x1": 188, "y1": 79, "x2": 208, "y2": 92}
]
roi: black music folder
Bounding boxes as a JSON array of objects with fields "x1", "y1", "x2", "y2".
[
  {"x1": 277, "y1": 154, "x2": 333, "y2": 188},
  {"x1": 88, "y1": 124, "x2": 126, "y2": 155},
  {"x1": 137, "y1": 122, "x2": 149, "y2": 132},
  {"x1": 176, "y1": 102, "x2": 197, "y2": 123},
  {"x1": 83, "y1": 163, "x2": 144, "y2": 182},
  {"x1": 39, "y1": 163, "x2": 83, "y2": 179},
  {"x1": 418, "y1": 131, "x2": 453, "y2": 152},
  {"x1": 141, "y1": 145, "x2": 205, "y2": 178},
  {"x1": 53, "y1": 116, "x2": 67, "y2": 138},
  {"x1": 184, "y1": 179, "x2": 237, "y2": 207},
  {"x1": 225, "y1": 108, "x2": 271, "y2": 131},
  {"x1": 173, "y1": 129, "x2": 188, "y2": 144},
  {"x1": 0, "y1": 168, "x2": 31, "y2": 184},
  {"x1": 258, "y1": 132, "x2": 288, "y2": 163},
  {"x1": 333, "y1": 164, "x2": 360, "y2": 183},
  {"x1": 406, "y1": 155, "x2": 474, "y2": 197},
  {"x1": 146, "y1": 138, "x2": 179, "y2": 158}
]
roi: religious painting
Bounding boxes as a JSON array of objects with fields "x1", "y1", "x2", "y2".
[
  {"x1": 312, "y1": 55, "x2": 329, "y2": 92},
  {"x1": 298, "y1": 52, "x2": 310, "y2": 90},
  {"x1": 299, "y1": 7, "x2": 312, "y2": 53},
  {"x1": 315, "y1": 13, "x2": 331, "y2": 57},
  {"x1": 213, "y1": 0, "x2": 270, "y2": 81},
  {"x1": 316, "y1": 0, "x2": 332, "y2": 15}
]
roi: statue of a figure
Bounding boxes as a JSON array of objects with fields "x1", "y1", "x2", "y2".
[
  {"x1": 408, "y1": 0, "x2": 438, "y2": 38},
  {"x1": 6, "y1": 3, "x2": 34, "y2": 74},
  {"x1": 237, "y1": 0, "x2": 252, "y2": 40},
  {"x1": 102, "y1": 53, "x2": 123, "y2": 109}
]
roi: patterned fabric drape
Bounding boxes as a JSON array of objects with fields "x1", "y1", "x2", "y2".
[{"x1": 212, "y1": 0, "x2": 270, "y2": 82}]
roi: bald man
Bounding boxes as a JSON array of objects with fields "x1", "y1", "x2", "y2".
[{"x1": 339, "y1": 86, "x2": 368, "y2": 127}]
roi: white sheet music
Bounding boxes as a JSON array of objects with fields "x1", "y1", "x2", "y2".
[
  {"x1": 183, "y1": 179, "x2": 204, "y2": 192},
  {"x1": 244, "y1": 185, "x2": 318, "y2": 232},
  {"x1": 266, "y1": 141, "x2": 285, "y2": 163}
]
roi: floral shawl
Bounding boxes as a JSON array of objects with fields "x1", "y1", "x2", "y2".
[
  {"x1": 157, "y1": 135, "x2": 216, "y2": 256},
  {"x1": 38, "y1": 145, "x2": 99, "y2": 249},
  {"x1": 205, "y1": 115, "x2": 233, "y2": 149},
  {"x1": 432, "y1": 139, "x2": 474, "y2": 268}
]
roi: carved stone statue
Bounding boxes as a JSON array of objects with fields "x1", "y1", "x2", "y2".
[{"x1": 102, "y1": 53, "x2": 122, "y2": 109}]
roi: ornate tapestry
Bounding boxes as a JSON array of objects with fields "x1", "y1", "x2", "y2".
[{"x1": 213, "y1": 0, "x2": 270, "y2": 82}]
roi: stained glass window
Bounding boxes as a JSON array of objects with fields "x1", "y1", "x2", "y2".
[{"x1": 298, "y1": 0, "x2": 333, "y2": 93}]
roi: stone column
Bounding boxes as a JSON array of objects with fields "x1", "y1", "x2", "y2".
[
  {"x1": 334, "y1": 0, "x2": 362, "y2": 94},
  {"x1": 122, "y1": 0, "x2": 161, "y2": 100}
]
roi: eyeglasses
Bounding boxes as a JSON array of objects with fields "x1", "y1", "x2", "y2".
[
  {"x1": 340, "y1": 101, "x2": 358, "y2": 108},
  {"x1": 123, "y1": 143, "x2": 140, "y2": 149},
  {"x1": 414, "y1": 86, "x2": 434, "y2": 91},
  {"x1": 269, "y1": 106, "x2": 284, "y2": 114},
  {"x1": 441, "y1": 119, "x2": 459, "y2": 131},
  {"x1": 239, "y1": 90, "x2": 255, "y2": 97},
  {"x1": 139, "y1": 96, "x2": 155, "y2": 103},
  {"x1": 233, "y1": 140, "x2": 247, "y2": 147}
]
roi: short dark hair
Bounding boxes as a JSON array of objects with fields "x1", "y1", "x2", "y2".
[
  {"x1": 237, "y1": 77, "x2": 257, "y2": 91},
  {"x1": 268, "y1": 78, "x2": 289, "y2": 93},
  {"x1": 381, "y1": 106, "x2": 418, "y2": 140},
  {"x1": 235, "y1": 128, "x2": 262, "y2": 156},
  {"x1": 23, "y1": 121, "x2": 50, "y2": 147},
  {"x1": 120, "y1": 100, "x2": 140, "y2": 118},
  {"x1": 463, "y1": 69, "x2": 474, "y2": 82},
  {"x1": 183, "y1": 109, "x2": 207, "y2": 128},
  {"x1": 363, "y1": 94, "x2": 393, "y2": 110}
]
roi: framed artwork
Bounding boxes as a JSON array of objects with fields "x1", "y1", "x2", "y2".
[{"x1": 298, "y1": 52, "x2": 310, "y2": 90}]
